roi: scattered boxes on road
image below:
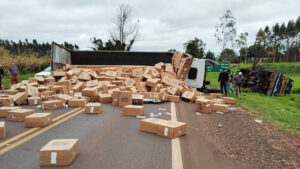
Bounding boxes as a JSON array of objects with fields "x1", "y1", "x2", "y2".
[
  {"x1": 140, "y1": 118, "x2": 187, "y2": 139},
  {"x1": 123, "y1": 105, "x2": 144, "y2": 116},
  {"x1": 68, "y1": 99, "x2": 87, "y2": 107},
  {"x1": 42, "y1": 100, "x2": 64, "y2": 110},
  {"x1": 7, "y1": 109, "x2": 34, "y2": 122},
  {"x1": 85, "y1": 103, "x2": 102, "y2": 114},
  {"x1": 0, "y1": 121, "x2": 5, "y2": 139},
  {"x1": 40, "y1": 139, "x2": 79, "y2": 166},
  {"x1": 0, "y1": 106, "x2": 20, "y2": 118},
  {"x1": 0, "y1": 97, "x2": 14, "y2": 106},
  {"x1": 195, "y1": 99, "x2": 211, "y2": 114},
  {"x1": 28, "y1": 97, "x2": 42, "y2": 106},
  {"x1": 98, "y1": 94, "x2": 112, "y2": 104},
  {"x1": 119, "y1": 91, "x2": 132, "y2": 106},
  {"x1": 25, "y1": 113, "x2": 53, "y2": 127}
]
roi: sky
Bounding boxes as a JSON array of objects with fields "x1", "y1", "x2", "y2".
[{"x1": 0, "y1": 0, "x2": 299, "y2": 55}]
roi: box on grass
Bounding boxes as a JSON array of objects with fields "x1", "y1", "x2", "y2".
[
  {"x1": 25, "y1": 113, "x2": 52, "y2": 127},
  {"x1": 40, "y1": 139, "x2": 79, "y2": 166}
]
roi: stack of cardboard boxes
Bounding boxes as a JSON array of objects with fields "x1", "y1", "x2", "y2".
[{"x1": 195, "y1": 93, "x2": 236, "y2": 114}]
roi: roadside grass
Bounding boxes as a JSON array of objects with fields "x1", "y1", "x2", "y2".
[
  {"x1": 1, "y1": 73, "x2": 35, "y2": 89},
  {"x1": 207, "y1": 62, "x2": 300, "y2": 135}
]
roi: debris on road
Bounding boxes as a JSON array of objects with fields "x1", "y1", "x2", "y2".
[
  {"x1": 136, "y1": 115, "x2": 146, "y2": 119},
  {"x1": 255, "y1": 119, "x2": 263, "y2": 124},
  {"x1": 218, "y1": 123, "x2": 222, "y2": 128},
  {"x1": 195, "y1": 112, "x2": 201, "y2": 116},
  {"x1": 216, "y1": 111, "x2": 224, "y2": 115}
]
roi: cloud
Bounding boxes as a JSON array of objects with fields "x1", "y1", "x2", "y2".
[{"x1": 0, "y1": 0, "x2": 299, "y2": 55}]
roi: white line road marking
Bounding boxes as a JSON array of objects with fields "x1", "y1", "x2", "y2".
[{"x1": 171, "y1": 102, "x2": 183, "y2": 169}]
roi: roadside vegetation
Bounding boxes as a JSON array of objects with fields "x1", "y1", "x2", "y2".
[{"x1": 207, "y1": 62, "x2": 300, "y2": 135}]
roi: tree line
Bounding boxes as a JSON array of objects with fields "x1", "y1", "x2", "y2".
[{"x1": 0, "y1": 39, "x2": 79, "y2": 57}]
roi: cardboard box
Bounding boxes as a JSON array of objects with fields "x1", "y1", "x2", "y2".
[
  {"x1": 73, "y1": 82, "x2": 84, "y2": 92},
  {"x1": 78, "y1": 72, "x2": 91, "y2": 81},
  {"x1": 98, "y1": 94, "x2": 112, "y2": 103},
  {"x1": 181, "y1": 91, "x2": 195, "y2": 102},
  {"x1": 112, "y1": 80, "x2": 124, "y2": 86},
  {"x1": 51, "y1": 71, "x2": 66, "y2": 77},
  {"x1": 40, "y1": 139, "x2": 79, "y2": 166},
  {"x1": 52, "y1": 85, "x2": 68, "y2": 94},
  {"x1": 0, "y1": 106, "x2": 20, "y2": 118},
  {"x1": 123, "y1": 105, "x2": 144, "y2": 116},
  {"x1": 13, "y1": 92, "x2": 28, "y2": 105},
  {"x1": 0, "y1": 121, "x2": 5, "y2": 139},
  {"x1": 132, "y1": 94, "x2": 144, "y2": 105},
  {"x1": 82, "y1": 88, "x2": 97, "y2": 97},
  {"x1": 85, "y1": 103, "x2": 102, "y2": 114},
  {"x1": 0, "y1": 97, "x2": 14, "y2": 106},
  {"x1": 124, "y1": 78, "x2": 135, "y2": 86},
  {"x1": 42, "y1": 100, "x2": 64, "y2": 110},
  {"x1": 132, "y1": 68, "x2": 144, "y2": 78},
  {"x1": 118, "y1": 91, "x2": 132, "y2": 106},
  {"x1": 212, "y1": 104, "x2": 229, "y2": 113},
  {"x1": 56, "y1": 94, "x2": 73, "y2": 104},
  {"x1": 112, "y1": 91, "x2": 120, "y2": 106},
  {"x1": 195, "y1": 99, "x2": 211, "y2": 113},
  {"x1": 68, "y1": 99, "x2": 87, "y2": 107},
  {"x1": 40, "y1": 91, "x2": 55, "y2": 99},
  {"x1": 7, "y1": 109, "x2": 34, "y2": 122},
  {"x1": 210, "y1": 93, "x2": 223, "y2": 99},
  {"x1": 140, "y1": 118, "x2": 187, "y2": 139},
  {"x1": 28, "y1": 97, "x2": 42, "y2": 106},
  {"x1": 25, "y1": 113, "x2": 53, "y2": 127},
  {"x1": 167, "y1": 95, "x2": 180, "y2": 103},
  {"x1": 223, "y1": 97, "x2": 236, "y2": 104},
  {"x1": 136, "y1": 82, "x2": 147, "y2": 92},
  {"x1": 145, "y1": 78, "x2": 161, "y2": 88},
  {"x1": 4, "y1": 89, "x2": 19, "y2": 95}
]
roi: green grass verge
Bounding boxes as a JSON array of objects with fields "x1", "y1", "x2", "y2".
[
  {"x1": 207, "y1": 62, "x2": 300, "y2": 135},
  {"x1": 1, "y1": 73, "x2": 35, "y2": 89}
]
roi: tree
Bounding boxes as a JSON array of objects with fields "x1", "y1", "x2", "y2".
[
  {"x1": 252, "y1": 29, "x2": 267, "y2": 70},
  {"x1": 110, "y1": 4, "x2": 139, "y2": 51},
  {"x1": 183, "y1": 37, "x2": 206, "y2": 58},
  {"x1": 235, "y1": 32, "x2": 248, "y2": 68},
  {"x1": 220, "y1": 48, "x2": 237, "y2": 62},
  {"x1": 168, "y1": 49, "x2": 177, "y2": 53},
  {"x1": 205, "y1": 50, "x2": 215, "y2": 60},
  {"x1": 215, "y1": 9, "x2": 237, "y2": 61}
]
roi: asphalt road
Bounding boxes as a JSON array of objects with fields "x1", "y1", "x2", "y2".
[{"x1": 1, "y1": 101, "x2": 299, "y2": 169}]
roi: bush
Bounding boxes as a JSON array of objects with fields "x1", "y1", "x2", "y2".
[{"x1": 0, "y1": 47, "x2": 50, "y2": 74}]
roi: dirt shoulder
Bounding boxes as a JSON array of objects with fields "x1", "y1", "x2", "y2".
[{"x1": 177, "y1": 101, "x2": 300, "y2": 169}]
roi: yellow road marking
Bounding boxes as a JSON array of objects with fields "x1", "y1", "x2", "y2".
[
  {"x1": 0, "y1": 107, "x2": 81, "y2": 149},
  {"x1": 0, "y1": 108, "x2": 84, "y2": 155},
  {"x1": 171, "y1": 102, "x2": 183, "y2": 169}
]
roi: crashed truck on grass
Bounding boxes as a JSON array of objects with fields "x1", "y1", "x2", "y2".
[{"x1": 50, "y1": 42, "x2": 218, "y2": 92}]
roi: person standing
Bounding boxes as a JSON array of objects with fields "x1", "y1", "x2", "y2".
[
  {"x1": 233, "y1": 72, "x2": 244, "y2": 98},
  {"x1": 218, "y1": 68, "x2": 229, "y2": 96},
  {"x1": 8, "y1": 62, "x2": 19, "y2": 85},
  {"x1": 227, "y1": 70, "x2": 234, "y2": 94},
  {"x1": 0, "y1": 65, "x2": 4, "y2": 90}
]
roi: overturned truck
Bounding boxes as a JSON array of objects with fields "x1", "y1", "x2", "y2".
[{"x1": 240, "y1": 69, "x2": 293, "y2": 96}]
